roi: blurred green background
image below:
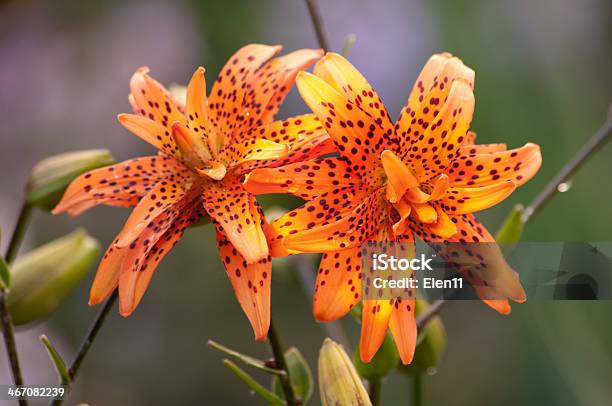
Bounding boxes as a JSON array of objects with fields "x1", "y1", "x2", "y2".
[{"x1": 0, "y1": 0, "x2": 610, "y2": 404}]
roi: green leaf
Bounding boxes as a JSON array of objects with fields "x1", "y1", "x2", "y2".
[
  {"x1": 0, "y1": 255, "x2": 10, "y2": 289},
  {"x1": 207, "y1": 340, "x2": 285, "y2": 376},
  {"x1": 495, "y1": 204, "x2": 525, "y2": 248},
  {"x1": 39, "y1": 334, "x2": 70, "y2": 385},
  {"x1": 223, "y1": 360, "x2": 285, "y2": 406},
  {"x1": 272, "y1": 347, "x2": 314, "y2": 403},
  {"x1": 353, "y1": 333, "x2": 399, "y2": 380}
]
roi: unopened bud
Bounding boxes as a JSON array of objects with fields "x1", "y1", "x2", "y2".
[
  {"x1": 353, "y1": 333, "x2": 399, "y2": 380},
  {"x1": 26, "y1": 149, "x2": 114, "y2": 210},
  {"x1": 319, "y1": 338, "x2": 372, "y2": 406},
  {"x1": 7, "y1": 230, "x2": 100, "y2": 325}
]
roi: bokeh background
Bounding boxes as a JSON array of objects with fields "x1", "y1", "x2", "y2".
[{"x1": 1, "y1": 0, "x2": 611, "y2": 404}]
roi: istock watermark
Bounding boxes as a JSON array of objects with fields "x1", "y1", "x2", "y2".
[{"x1": 360, "y1": 242, "x2": 612, "y2": 301}]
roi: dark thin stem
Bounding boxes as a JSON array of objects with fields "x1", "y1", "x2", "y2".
[
  {"x1": 304, "y1": 0, "x2": 330, "y2": 51},
  {"x1": 522, "y1": 118, "x2": 612, "y2": 223},
  {"x1": 267, "y1": 319, "x2": 298, "y2": 406},
  {"x1": 412, "y1": 373, "x2": 423, "y2": 406},
  {"x1": 1, "y1": 202, "x2": 32, "y2": 406},
  {"x1": 5, "y1": 203, "x2": 33, "y2": 263},
  {"x1": 50, "y1": 291, "x2": 117, "y2": 406},
  {"x1": 368, "y1": 378, "x2": 381, "y2": 406},
  {"x1": 417, "y1": 115, "x2": 612, "y2": 329},
  {"x1": 416, "y1": 298, "x2": 448, "y2": 330},
  {"x1": 0, "y1": 293, "x2": 26, "y2": 406}
]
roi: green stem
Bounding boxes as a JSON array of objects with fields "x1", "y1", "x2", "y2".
[
  {"x1": 50, "y1": 291, "x2": 117, "y2": 406},
  {"x1": 304, "y1": 0, "x2": 330, "y2": 51},
  {"x1": 368, "y1": 378, "x2": 381, "y2": 406},
  {"x1": 416, "y1": 298, "x2": 448, "y2": 330},
  {"x1": 5, "y1": 204, "x2": 33, "y2": 263},
  {"x1": 267, "y1": 319, "x2": 298, "y2": 405},
  {"x1": 0, "y1": 292, "x2": 27, "y2": 406},
  {"x1": 522, "y1": 118, "x2": 612, "y2": 223},
  {"x1": 412, "y1": 373, "x2": 423, "y2": 406},
  {"x1": 1, "y1": 202, "x2": 32, "y2": 406}
]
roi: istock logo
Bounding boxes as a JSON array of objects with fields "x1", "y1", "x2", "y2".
[{"x1": 372, "y1": 253, "x2": 435, "y2": 271}]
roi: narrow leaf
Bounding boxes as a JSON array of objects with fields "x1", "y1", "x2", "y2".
[
  {"x1": 208, "y1": 340, "x2": 285, "y2": 376},
  {"x1": 0, "y1": 255, "x2": 10, "y2": 289},
  {"x1": 223, "y1": 360, "x2": 285, "y2": 406},
  {"x1": 39, "y1": 334, "x2": 70, "y2": 385}
]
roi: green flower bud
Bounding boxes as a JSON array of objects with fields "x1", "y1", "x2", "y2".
[
  {"x1": 400, "y1": 300, "x2": 446, "y2": 375},
  {"x1": 319, "y1": 338, "x2": 372, "y2": 406},
  {"x1": 353, "y1": 332, "x2": 399, "y2": 380},
  {"x1": 7, "y1": 230, "x2": 100, "y2": 325},
  {"x1": 26, "y1": 149, "x2": 114, "y2": 210}
]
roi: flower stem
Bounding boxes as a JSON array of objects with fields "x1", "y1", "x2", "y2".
[
  {"x1": 304, "y1": 0, "x2": 330, "y2": 51},
  {"x1": 416, "y1": 298, "x2": 448, "y2": 330},
  {"x1": 5, "y1": 203, "x2": 33, "y2": 263},
  {"x1": 418, "y1": 114, "x2": 612, "y2": 330},
  {"x1": 267, "y1": 319, "x2": 298, "y2": 405},
  {"x1": 50, "y1": 291, "x2": 117, "y2": 406},
  {"x1": 412, "y1": 373, "x2": 423, "y2": 406},
  {"x1": 368, "y1": 377, "x2": 381, "y2": 406},
  {"x1": 522, "y1": 117, "x2": 612, "y2": 223},
  {"x1": 0, "y1": 293, "x2": 26, "y2": 406},
  {"x1": 1, "y1": 202, "x2": 32, "y2": 406}
]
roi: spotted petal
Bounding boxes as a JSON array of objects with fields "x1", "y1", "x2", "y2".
[
  {"x1": 265, "y1": 186, "x2": 370, "y2": 256},
  {"x1": 445, "y1": 143, "x2": 541, "y2": 187},
  {"x1": 244, "y1": 157, "x2": 356, "y2": 200},
  {"x1": 216, "y1": 224, "x2": 272, "y2": 340},
  {"x1": 207, "y1": 44, "x2": 282, "y2": 152},
  {"x1": 53, "y1": 155, "x2": 190, "y2": 216},
  {"x1": 282, "y1": 188, "x2": 386, "y2": 252},
  {"x1": 313, "y1": 248, "x2": 363, "y2": 322},
  {"x1": 297, "y1": 71, "x2": 395, "y2": 186},
  {"x1": 202, "y1": 180, "x2": 268, "y2": 264}
]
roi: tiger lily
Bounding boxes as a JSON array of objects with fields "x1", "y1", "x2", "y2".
[
  {"x1": 53, "y1": 44, "x2": 334, "y2": 340},
  {"x1": 244, "y1": 52, "x2": 542, "y2": 361}
]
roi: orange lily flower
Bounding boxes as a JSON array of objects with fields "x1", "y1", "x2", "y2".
[
  {"x1": 53, "y1": 44, "x2": 334, "y2": 340},
  {"x1": 245, "y1": 52, "x2": 542, "y2": 361}
]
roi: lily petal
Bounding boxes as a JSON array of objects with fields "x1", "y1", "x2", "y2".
[
  {"x1": 207, "y1": 44, "x2": 282, "y2": 152},
  {"x1": 446, "y1": 143, "x2": 542, "y2": 187},
  {"x1": 202, "y1": 181, "x2": 269, "y2": 264},
  {"x1": 244, "y1": 157, "x2": 355, "y2": 200},
  {"x1": 389, "y1": 297, "x2": 417, "y2": 365},
  {"x1": 360, "y1": 300, "x2": 393, "y2": 363},
  {"x1": 282, "y1": 188, "x2": 386, "y2": 252},
  {"x1": 216, "y1": 225, "x2": 271, "y2": 340},
  {"x1": 265, "y1": 186, "x2": 370, "y2": 256},
  {"x1": 314, "y1": 52, "x2": 395, "y2": 131},
  {"x1": 129, "y1": 67, "x2": 185, "y2": 133},
  {"x1": 313, "y1": 248, "x2": 363, "y2": 322},
  {"x1": 441, "y1": 181, "x2": 516, "y2": 214},
  {"x1": 118, "y1": 114, "x2": 179, "y2": 157},
  {"x1": 53, "y1": 155, "x2": 189, "y2": 216},
  {"x1": 297, "y1": 71, "x2": 394, "y2": 186},
  {"x1": 115, "y1": 178, "x2": 192, "y2": 247}
]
